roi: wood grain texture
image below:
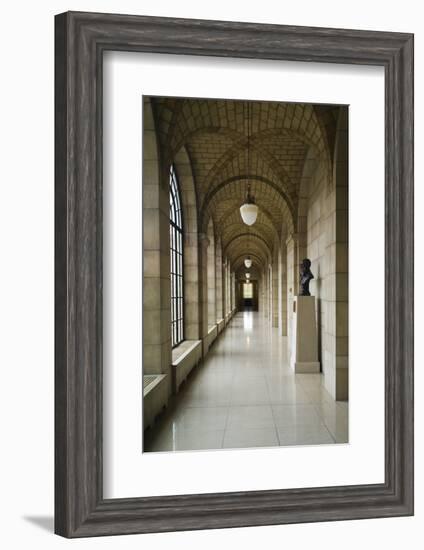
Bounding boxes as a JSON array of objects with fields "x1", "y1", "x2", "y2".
[{"x1": 54, "y1": 11, "x2": 414, "y2": 538}]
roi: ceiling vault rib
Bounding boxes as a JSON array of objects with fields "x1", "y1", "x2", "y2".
[{"x1": 151, "y1": 97, "x2": 337, "y2": 270}]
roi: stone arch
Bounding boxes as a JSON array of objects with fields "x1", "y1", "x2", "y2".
[
  {"x1": 234, "y1": 259, "x2": 262, "y2": 277},
  {"x1": 173, "y1": 146, "x2": 200, "y2": 340},
  {"x1": 157, "y1": 99, "x2": 329, "y2": 161},
  {"x1": 200, "y1": 138, "x2": 297, "y2": 207},
  {"x1": 201, "y1": 174, "x2": 295, "y2": 232},
  {"x1": 153, "y1": 97, "x2": 332, "y2": 204},
  {"x1": 200, "y1": 177, "x2": 295, "y2": 237},
  {"x1": 214, "y1": 199, "x2": 283, "y2": 241},
  {"x1": 225, "y1": 234, "x2": 271, "y2": 266},
  {"x1": 221, "y1": 221, "x2": 277, "y2": 252},
  {"x1": 171, "y1": 125, "x2": 242, "y2": 163},
  {"x1": 224, "y1": 232, "x2": 270, "y2": 255}
]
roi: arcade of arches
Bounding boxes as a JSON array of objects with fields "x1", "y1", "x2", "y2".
[{"x1": 143, "y1": 97, "x2": 348, "y2": 451}]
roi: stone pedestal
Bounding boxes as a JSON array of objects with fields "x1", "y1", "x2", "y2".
[{"x1": 290, "y1": 296, "x2": 320, "y2": 373}]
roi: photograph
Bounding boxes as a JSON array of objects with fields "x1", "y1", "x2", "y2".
[
  {"x1": 50, "y1": 8, "x2": 414, "y2": 538},
  {"x1": 142, "y1": 96, "x2": 349, "y2": 452},
  {"x1": 0, "y1": 0, "x2": 418, "y2": 545}
]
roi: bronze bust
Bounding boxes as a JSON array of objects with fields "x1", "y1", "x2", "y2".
[{"x1": 299, "y1": 258, "x2": 314, "y2": 296}]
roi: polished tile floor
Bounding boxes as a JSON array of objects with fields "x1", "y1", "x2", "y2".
[{"x1": 144, "y1": 311, "x2": 348, "y2": 452}]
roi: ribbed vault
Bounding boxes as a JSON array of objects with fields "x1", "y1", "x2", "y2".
[
  {"x1": 151, "y1": 97, "x2": 335, "y2": 268},
  {"x1": 235, "y1": 264, "x2": 261, "y2": 281}
]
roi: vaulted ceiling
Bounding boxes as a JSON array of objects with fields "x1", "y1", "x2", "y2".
[{"x1": 151, "y1": 97, "x2": 339, "y2": 272}]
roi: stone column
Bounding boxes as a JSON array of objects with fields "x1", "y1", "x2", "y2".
[
  {"x1": 215, "y1": 238, "x2": 223, "y2": 323},
  {"x1": 280, "y1": 240, "x2": 288, "y2": 336},
  {"x1": 207, "y1": 230, "x2": 216, "y2": 329},
  {"x1": 286, "y1": 233, "x2": 299, "y2": 350},
  {"x1": 231, "y1": 271, "x2": 236, "y2": 312},
  {"x1": 222, "y1": 258, "x2": 227, "y2": 323},
  {"x1": 298, "y1": 215, "x2": 308, "y2": 264},
  {"x1": 334, "y1": 107, "x2": 349, "y2": 400},
  {"x1": 198, "y1": 232, "x2": 210, "y2": 356},
  {"x1": 184, "y1": 230, "x2": 200, "y2": 341},
  {"x1": 173, "y1": 146, "x2": 200, "y2": 341},
  {"x1": 263, "y1": 266, "x2": 269, "y2": 320},
  {"x1": 272, "y1": 250, "x2": 279, "y2": 328},
  {"x1": 270, "y1": 265, "x2": 274, "y2": 324},
  {"x1": 226, "y1": 260, "x2": 231, "y2": 316},
  {"x1": 142, "y1": 99, "x2": 171, "y2": 393},
  {"x1": 258, "y1": 272, "x2": 263, "y2": 314},
  {"x1": 235, "y1": 279, "x2": 241, "y2": 310}
]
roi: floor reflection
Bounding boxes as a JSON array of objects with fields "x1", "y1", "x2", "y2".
[{"x1": 144, "y1": 312, "x2": 348, "y2": 452}]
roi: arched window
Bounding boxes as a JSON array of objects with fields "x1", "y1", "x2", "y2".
[{"x1": 169, "y1": 164, "x2": 184, "y2": 347}]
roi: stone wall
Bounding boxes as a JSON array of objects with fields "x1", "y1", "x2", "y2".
[
  {"x1": 142, "y1": 98, "x2": 171, "y2": 396},
  {"x1": 304, "y1": 109, "x2": 348, "y2": 400},
  {"x1": 333, "y1": 108, "x2": 349, "y2": 400},
  {"x1": 306, "y1": 159, "x2": 331, "y2": 390}
]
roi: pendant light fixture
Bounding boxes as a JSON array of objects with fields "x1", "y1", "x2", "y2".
[
  {"x1": 240, "y1": 183, "x2": 258, "y2": 226},
  {"x1": 245, "y1": 273, "x2": 251, "y2": 279},
  {"x1": 240, "y1": 100, "x2": 258, "y2": 226}
]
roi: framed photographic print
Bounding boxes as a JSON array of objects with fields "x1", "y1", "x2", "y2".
[{"x1": 55, "y1": 11, "x2": 414, "y2": 537}]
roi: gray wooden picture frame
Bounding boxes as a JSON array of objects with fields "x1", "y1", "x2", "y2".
[{"x1": 55, "y1": 11, "x2": 414, "y2": 538}]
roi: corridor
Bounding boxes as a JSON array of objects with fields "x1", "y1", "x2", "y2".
[{"x1": 144, "y1": 311, "x2": 348, "y2": 452}]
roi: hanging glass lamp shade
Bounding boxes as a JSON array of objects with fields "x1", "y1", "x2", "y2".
[
  {"x1": 244, "y1": 257, "x2": 252, "y2": 268},
  {"x1": 240, "y1": 201, "x2": 258, "y2": 226},
  {"x1": 240, "y1": 184, "x2": 258, "y2": 226},
  {"x1": 245, "y1": 273, "x2": 251, "y2": 279}
]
